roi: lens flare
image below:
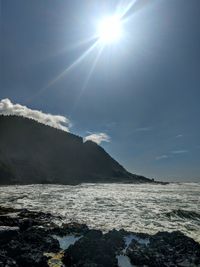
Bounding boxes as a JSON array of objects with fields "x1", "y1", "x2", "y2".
[{"x1": 98, "y1": 16, "x2": 123, "y2": 44}]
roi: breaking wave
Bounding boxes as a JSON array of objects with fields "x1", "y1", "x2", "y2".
[{"x1": 164, "y1": 209, "x2": 200, "y2": 220}]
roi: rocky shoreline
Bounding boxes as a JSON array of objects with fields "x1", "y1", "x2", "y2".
[{"x1": 0, "y1": 206, "x2": 199, "y2": 267}]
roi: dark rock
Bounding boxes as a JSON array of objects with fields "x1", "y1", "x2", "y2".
[
  {"x1": 51, "y1": 222, "x2": 90, "y2": 236},
  {"x1": 0, "y1": 206, "x2": 61, "y2": 231},
  {"x1": 1, "y1": 206, "x2": 200, "y2": 267},
  {"x1": 11, "y1": 250, "x2": 49, "y2": 267},
  {"x1": 0, "y1": 251, "x2": 18, "y2": 267},
  {"x1": 0, "y1": 226, "x2": 19, "y2": 245},
  {"x1": 0, "y1": 206, "x2": 19, "y2": 215},
  {"x1": 2, "y1": 228, "x2": 60, "y2": 267},
  {"x1": 0, "y1": 206, "x2": 61, "y2": 267},
  {"x1": 127, "y1": 231, "x2": 200, "y2": 267},
  {"x1": 63, "y1": 230, "x2": 119, "y2": 267},
  {"x1": 18, "y1": 218, "x2": 34, "y2": 231},
  {"x1": 0, "y1": 215, "x2": 20, "y2": 227},
  {"x1": 104, "y1": 229, "x2": 124, "y2": 253}
]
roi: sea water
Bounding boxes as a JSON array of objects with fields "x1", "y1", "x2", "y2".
[{"x1": 0, "y1": 182, "x2": 199, "y2": 243}]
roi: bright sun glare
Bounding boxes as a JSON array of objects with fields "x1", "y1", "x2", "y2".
[{"x1": 98, "y1": 16, "x2": 123, "y2": 44}]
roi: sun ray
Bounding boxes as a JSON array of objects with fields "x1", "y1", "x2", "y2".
[
  {"x1": 26, "y1": 0, "x2": 155, "y2": 105},
  {"x1": 64, "y1": 35, "x2": 98, "y2": 53},
  {"x1": 81, "y1": 44, "x2": 105, "y2": 92},
  {"x1": 117, "y1": 0, "x2": 138, "y2": 19},
  {"x1": 70, "y1": 44, "x2": 105, "y2": 114},
  {"x1": 122, "y1": 0, "x2": 156, "y2": 23},
  {"x1": 27, "y1": 40, "x2": 99, "y2": 104},
  {"x1": 46, "y1": 41, "x2": 99, "y2": 89}
]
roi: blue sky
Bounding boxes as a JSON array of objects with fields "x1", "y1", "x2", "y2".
[{"x1": 1, "y1": 0, "x2": 200, "y2": 182}]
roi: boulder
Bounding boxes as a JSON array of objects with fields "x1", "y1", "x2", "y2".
[
  {"x1": 0, "y1": 226, "x2": 19, "y2": 245},
  {"x1": 63, "y1": 230, "x2": 119, "y2": 267},
  {"x1": 127, "y1": 231, "x2": 200, "y2": 266}
]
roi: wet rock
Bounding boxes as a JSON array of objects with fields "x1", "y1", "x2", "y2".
[
  {"x1": 0, "y1": 206, "x2": 19, "y2": 215},
  {"x1": 81, "y1": 264, "x2": 99, "y2": 267},
  {"x1": 0, "y1": 206, "x2": 61, "y2": 232},
  {"x1": 2, "y1": 228, "x2": 60, "y2": 267},
  {"x1": 0, "y1": 226, "x2": 19, "y2": 245},
  {"x1": 44, "y1": 251, "x2": 65, "y2": 267},
  {"x1": 0, "y1": 251, "x2": 18, "y2": 267},
  {"x1": 17, "y1": 209, "x2": 60, "y2": 227},
  {"x1": 0, "y1": 215, "x2": 20, "y2": 227},
  {"x1": 12, "y1": 251, "x2": 49, "y2": 267},
  {"x1": 0, "y1": 214, "x2": 36, "y2": 232},
  {"x1": 18, "y1": 218, "x2": 34, "y2": 231},
  {"x1": 1, "y1": 206, "x2": 200, "y2": 267},
  {"x1": 127, "y1": 231, "x2": 200, "y2": 267},
  {"x1": 51, "y1": 222, "x2": 89, "y2": 236},
  {"x1": 104, "y1": 229, "x2": 124, "y2": 253},
  {"x1": 63, "y1": 230, "x2": 119, "y2": 267}
]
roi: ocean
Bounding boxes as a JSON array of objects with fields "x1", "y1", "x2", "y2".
[{"x1": 0, "y1": 182, "x2": 199, "y2": 243}]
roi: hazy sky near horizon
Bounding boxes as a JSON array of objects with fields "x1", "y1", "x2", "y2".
[{"x1": 1, "y1": 0, "x2": 200, "y2": 182}]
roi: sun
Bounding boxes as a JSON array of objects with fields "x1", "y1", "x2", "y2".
[{"x1": 97, "y1": 16, "x2": 123, "y2": 44}]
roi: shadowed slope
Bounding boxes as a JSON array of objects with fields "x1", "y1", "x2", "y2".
[{"x1": 0, "y1": 115, "x2": 151, "y2": 185}]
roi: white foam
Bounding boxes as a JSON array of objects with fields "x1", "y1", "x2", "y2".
[
  {"x1": 126, "y1": 234, "x2": 149, "y2": 246},
  {"x1": 0, "y1": 226, "x2": 19, "y2": 231},
  {"x1": 53, "y1": 234, "x2": 82, "y2": 250},
  {"x1": 117, "y1": 255, "x2": 133, "y2": 267},
  {"x1": 117, "y1": 234, "x2": 149, "y2": 267},
  {"x1": 122, "y1": 234, "x2": 149, "y2": 254}
]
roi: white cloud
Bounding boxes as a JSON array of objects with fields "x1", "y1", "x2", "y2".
[
  {"x1": 0, "y1": 98, "x2": 71, "y2": 132},
  {"x1": 83, "y1": 132, "x2": 110, "y2": 145},
  {"x1": 171, "y1": 150, "x2": 188, "y2": 154},
  {"x1": 156, "y1": 149, "x2": 189, "y2": 160},
  {"x1": 156, "y1": 155, "x2": 169, "y2": 160},
  {"x1": 176, "y1": 134, "x2": 183, "y2": 138},
  {"x1": 0, "y1": 99, "x2": 112, "y2": 143}
]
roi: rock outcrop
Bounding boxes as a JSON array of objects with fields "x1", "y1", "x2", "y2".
[{"x1": 0, "y1": 206, "x2": 199, "y2": 267}]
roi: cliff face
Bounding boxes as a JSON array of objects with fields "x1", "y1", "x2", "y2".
[{"x1": 0, "y1": 115, "x2": 150, "y2": 185}]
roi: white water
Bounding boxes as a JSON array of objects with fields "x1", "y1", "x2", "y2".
[
  {"x1": 117, "y1": 255, "x2": 133, "y2": 267},
  {"x1": 123, "y1": 235, "x2": 149, "y2": 253},
  {"x1": 53, "y1": 235, "x2": 82, "y2": 250},
  {"x1": 0, "y1": 183, "x2": 199, "y2": 243},
  {"x1": 117, "y1": 235, "x2": 149, "y2": 267}
]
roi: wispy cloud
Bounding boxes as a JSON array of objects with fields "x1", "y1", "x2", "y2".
[
  {"x1": 176, "y1": 134, "x2": 183, "y2": 138},
  {"x1": 84, "y1": 133, "x2": 110, "y2": 145},
  {"x1": 156, "y1": 155, "x2": 169, "y2": 160},
  {"x1": 134, "y1": 127, "x2": 152, "y2": 132},
  {"x1": 0, "y1": 98, "x2": 71, "y2": 132},
  {"x1": 171, "y1": 150, "x2": 188, "y2": 154},
  {"x1": 156, "y1": 149, "x2": 189, "y2": 160}
]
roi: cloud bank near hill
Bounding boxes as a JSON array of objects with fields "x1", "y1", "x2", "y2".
[
  {"x1": 0, "y1": 98, "x2": 110, "y2": 145},
  {"x1": 0, "y1": 98, "x2": 71, "y2": 132},
  {"x1": 83, "y1": 133, "x2": 110, "y2": 145}
]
